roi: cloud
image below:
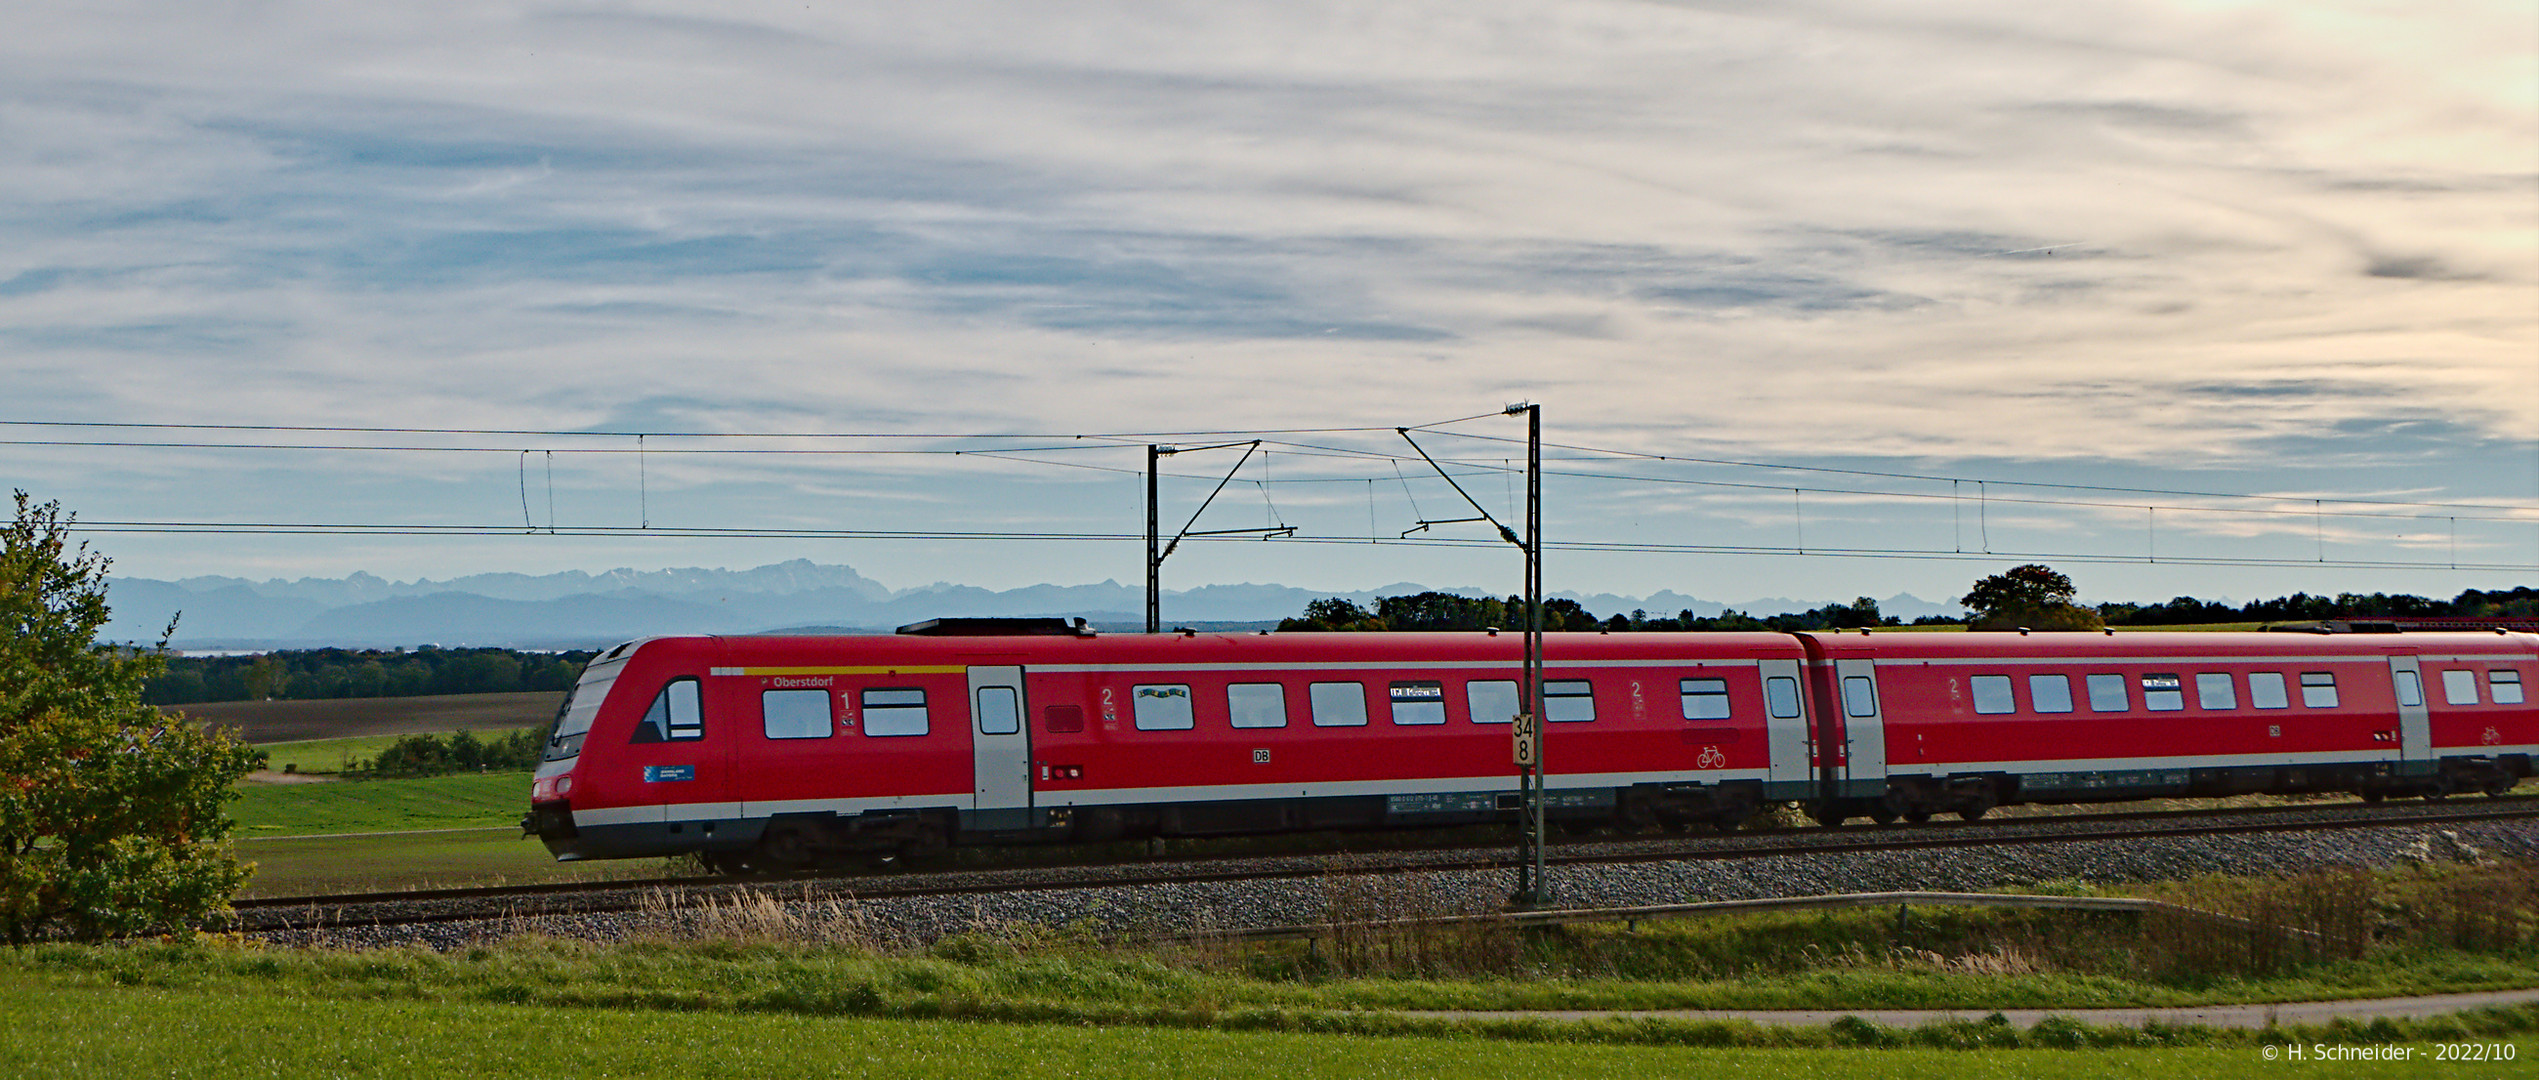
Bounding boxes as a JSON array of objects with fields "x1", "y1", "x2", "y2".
[{"x1": 0, "y1": 0, "x2": 2528, "y2": 600}]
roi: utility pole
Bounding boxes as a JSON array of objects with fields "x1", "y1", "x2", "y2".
[
  {"x1": 1396, "y1": 405, "x2": 1547, "y2": 908},
  {"x1": 1146, "y1": 441, "x2": 1294, "y2": 633},
  {"x1": 1147, "y1": 445, "x2": 1162, "y2": 634},
  {"x1": 1514, "y1": 402, "x2": 1546, "y2": 908}
]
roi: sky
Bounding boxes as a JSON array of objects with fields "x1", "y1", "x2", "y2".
[{"x1": 3, "y1": 1, "x2": 2534, "y2": 611}]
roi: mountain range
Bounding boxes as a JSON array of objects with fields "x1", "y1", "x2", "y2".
[{"x1": 98, "y1": 559, "x2": 1962, "y2": 651}]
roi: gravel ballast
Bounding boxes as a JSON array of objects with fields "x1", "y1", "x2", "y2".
[{"x1": 257, "y1": 816, "x2": 2539, "y2": 951}]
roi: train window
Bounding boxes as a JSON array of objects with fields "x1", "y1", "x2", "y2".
[
  {"x1": 2249, "y1": 672, "x2": 2289, "y2": 709},
  {"x1": 1132, "y1": 684, "x2": 1194, "y2": 731},
  {"x1": 1969, "y1": 675, "x2": 2015, "y2": 715},
  {"x1": 1764, "y1": 676, "x2": 1802, "y2": 720},
  {"x1": 862, "y1": 688, "x2": 929, "y2": 737},
  {"x1": 2141, "y1": 674, "x2": 2185, "y2": 712},
  {"x1": 2029, "y1": 674, "x2": 2073, "y2": 714},
  {"x1": 2494, "y1": 671, "x2": 2526, "y2": 705},
  {"x1": 1309, "y1": 682, "x2": 1368, "y2": 727},
  {"x1": 2394, "y1": 670, "x2": 2424, "y2": 708},
  {"x1": 1466, "y1": 680, "x2": 1518, "y2": 724},
  {"x1": 1227, "y1": 683, "x2": 1288, "y2": 729},
  {"x1": 1842, "y1": 676, "x2": 1878, "y2": 719},
  {"x1": 632, "y1": 678, "x2": 704, "y2": 743},
  {"x1": 2086, "y1": 674, "x2": 2129, "y2": 713},
  {"x1": 2299, "y1": 672, "x2": 2339, "y2": 708},
  {"x1": 1680, "y1": 679, "x2": 1731, "y2": 721},
  {"x1": 1544, "y1": 680, "x2": 1596, "y2": 722},
  {"x1": 1390, "y1": 681, "x2": 1447, "y2": 725},
  {"x1": 2442, "y1": 669, "x2": 2479, "y2": 706},
  {"x1": 976, "y1": 686, "x2": 1020, "y2": 736},
  {"x1": 761, "y1": 689, "x2": 832, "y2": 740},
  {"x1": 2195, "y1": 673, "x2": 2237, "y2": 711}
]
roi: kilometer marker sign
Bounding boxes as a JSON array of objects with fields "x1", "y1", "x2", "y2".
[{"x1": 1511, "y1": 712, "x2": 1540, "y2": 767}]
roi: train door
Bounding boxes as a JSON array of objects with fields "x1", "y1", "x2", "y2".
[
  {"x1": 968, "y1": 666, "x2": 1032, "y2": 818},
  {"x1": 2387, "y1": 655, "x2": 2432, "y2": 775},
  {"x1": 1833, "y1": 658, "x2": 1889, "y2": 797},
  {"x1": 1757, "y1": 659, "x2": 1811, "y2": 796},
  {"x1": 617, "y1": 675, "x2": 713, "y2": 829}
]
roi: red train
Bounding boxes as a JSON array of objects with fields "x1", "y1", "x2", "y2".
[{"x1": 522, "y1": 624, "x2": 2539, "y2": 872}]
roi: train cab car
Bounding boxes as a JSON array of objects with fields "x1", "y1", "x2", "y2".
[
  {"x1": 1790, "y1": 629, "x2": 2539, "y2": 823},
  {"x1": 527, "y1": 629, "x2": 1820, "y2": 869}
]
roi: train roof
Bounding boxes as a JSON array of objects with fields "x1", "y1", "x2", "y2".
[
  {"x1": 614, "y1": 628, "x2": 2539, "y2": 670},
  {"x1": 1800, "y1": 628, "x2": 2539, "y2": 660}
]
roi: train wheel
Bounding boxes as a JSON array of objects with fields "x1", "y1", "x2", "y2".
[
  {"x1": 1868, "y1": 806, "x2": 1899, "y2": 826},
  {"x1": 1954, "y1": 805, "x2": 1990, "y2": 822},
  {"x1": 1812, "y1": 806, "x2": 1846, "y2": 828},
  {"x1": 754, "y1": 825, "x2": 816, "y2": 873},
  {"x1": 2361, "y1": 790, "x2": 2384, "y2": 804},
  {"x1": 1903, "y1": 809, "x2": 1932, "y2": 824}
]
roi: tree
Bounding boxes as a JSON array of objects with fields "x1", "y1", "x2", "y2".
[
  {"x1": 1375, "y1": 592, "x2": 1506, "y2": 632},
  {"x1": 0, "y1": 492, "x2": 259, "y2": 941},
  {"x1": 1961, "y1": 564, "x2": 2104, "y2": 631},
  {"x1": 1276, "y1": 597, "x2": 1383, "y2": 632}
]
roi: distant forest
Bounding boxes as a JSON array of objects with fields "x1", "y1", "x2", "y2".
[
  {"x1": 140, "y1": 585, "x2": 2534, "y2": 704},
  {"x1": 1276, "y1": 586, "x2": 2539, "y2": 634},
  {"x1": 146, "y1": 647, "x2": 598, "y2": 706}
]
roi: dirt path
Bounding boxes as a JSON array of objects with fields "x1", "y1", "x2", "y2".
[{"x1": 1394, "y1": 987, "x2": 2539, "y2": 1030}]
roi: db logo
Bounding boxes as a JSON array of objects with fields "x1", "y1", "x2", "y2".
[
  {"x1": 2484, "y1": 726, "x2": 2502, "y2": 746},
  {"x1": 1697, "y1": 746, "x2": 1725, "y2": 769}
]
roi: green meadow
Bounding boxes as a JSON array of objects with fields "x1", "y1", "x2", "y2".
[
  {"x1": 229, "y1": 724, "x2": 630, "y2": 896},
  {"x1": 10, "y1": 977, "x2": 2446, "y2": 1080}
]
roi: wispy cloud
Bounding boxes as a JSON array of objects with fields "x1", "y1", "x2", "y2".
[{"x1": 0, "y1": 1, "x2": 2528, "y2": 601}]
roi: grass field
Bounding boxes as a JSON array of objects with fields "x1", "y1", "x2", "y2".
[
  {"x1": 16, "y1": 861, "x2": 2539, "y2": 1072},
  {"x1": 227, "y1": 765, "x2": 648, "y2": 896},
  {"x1": 233, "y1": 769, "x2": 531, "y2": 834},
  {"x1": 235, "y1": 828, "x2": 660, "y2": 897},
  {"x1": 11, "y1": 978, "x2": 2438, "y2": 1080},
  {"x1": 226, "y1": 768, "x2": 660, "y2": 896}
]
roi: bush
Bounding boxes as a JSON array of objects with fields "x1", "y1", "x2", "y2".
[
  {"x1": 0, "y1": 492, "x2": 259, "y2": 942},
  {"x1": 349, "y1": 728, "x2": 543, "y2": 777}
]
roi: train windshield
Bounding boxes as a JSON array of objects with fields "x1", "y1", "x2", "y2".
[{"x1": 543, "y1": 644, "x2": 637, "y2": 762}]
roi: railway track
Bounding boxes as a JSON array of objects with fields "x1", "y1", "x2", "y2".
[{"x1": 229, "y1": 795, "x2": 2539, "y2": 935}]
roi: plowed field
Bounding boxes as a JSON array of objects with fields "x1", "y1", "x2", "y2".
[{"x1": 164, "y1": 692, "x2": 564, "y2": 743}]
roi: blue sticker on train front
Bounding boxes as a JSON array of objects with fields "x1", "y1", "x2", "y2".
[{"x1": 643, "y1": 765, "x2": 695, "y2": 783}]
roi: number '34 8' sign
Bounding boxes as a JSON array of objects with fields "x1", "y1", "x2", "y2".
[{"x1": 1511, "y1": 712, "x2": 1540, "y2": 767}]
